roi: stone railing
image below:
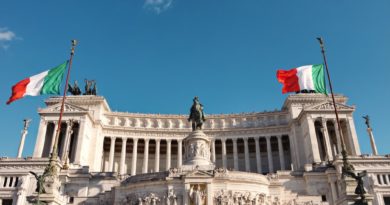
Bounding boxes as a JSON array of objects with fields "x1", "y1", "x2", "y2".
[{"x1": 103, "y1": 112, "x2": 289, "y2": 130}]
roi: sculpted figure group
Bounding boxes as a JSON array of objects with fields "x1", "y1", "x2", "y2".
[{"x1": 68, "y1": 79, "x2": 97, "y2": 95}]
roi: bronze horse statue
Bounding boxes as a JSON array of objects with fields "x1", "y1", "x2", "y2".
[{"x1": 188, "y1": 96, "x2": 206, "y2": 131}]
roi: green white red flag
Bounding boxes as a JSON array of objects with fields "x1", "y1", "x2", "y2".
[
  {"x1": 276, "y1": 64, "x2": 327, "y2": 94},
  {"x1": 6, "y1": 61, "x2": 68, "y2": 105}
]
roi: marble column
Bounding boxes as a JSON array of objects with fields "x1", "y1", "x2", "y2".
[
  {"x1": 321, "y1": 119, "x2": 333, "y2": 161},
  {"x1": 211, "y1": 140, "x2": 216, "y2": 163},
  {"x1": 61, "y1": 120, "x2": 74, "y2": 161},
  {"x1": 49, "y1": 121, "x2": 58, "y2": 153},
  {"x1": 330, "y1": 181, "x2": 338, "y2": 204},
  {"x1": 232, "y1": 138, "x2": 238, "y2": 170},
  {"x1": 221, "y1": 139, "x2": 227, "y2": 168},
  {"x1": 244, "y1": 137, "x2": 250, "y2": 172},
  {"x1": 307, "y1": 118, "x2": 321, "y2": 163},
  {"x1": 166, "y1": 139, "x2": 171, "y2": 170},
  {"x1": 17, "y1": 120, "x2": 32, "y2": 158},
  {"x1": 332, "y1": 119, "x2": 342, "y2": 154},
  {"x1": 74, "y1": 119, "x2": 86, "y2": 165},
  {"x1": 346, "y1": 117, "x2": 361, "y2": 155},
  {"x1": 367, "y1": 128, "x2": 378, "y2": 155},
  {"x1": 155, "y1": 139, "x2": 160, "y2": 172},
  {"x1": 177, "y1": 139, "x2": 183, "y2": 167},
  {"x1": 120, "y1": 138, "x2": 127, "y2": 175},
  {"x1": 142, "y1": 139, "x2": 150, "y2": 173},
  {"x1": 131, "y1": 138, "x2": 138, "y2": 175},
  {"x1": 266, "y1": 136, "x2": 274, "y2": 173},
  {"x1": 33, "y1": 118, "x2": 47, "y2": 157},
  {"x1": 277, "y1": 135, "x2": 285, "y2": 170},
  {"x1": 287, "y1": 134, "x2": 300, "y2": 171},
  {"x1": 184, "y1": 183, "x2": 190, "y2": 205},
  {"x1": 255, "y1": 137, "x2": 262, "y2": 173},
  {"x1": 108, "y1": 136, "x2": 116, "y2": 172}
]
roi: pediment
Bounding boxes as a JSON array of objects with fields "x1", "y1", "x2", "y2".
[
  {"x1": 39, "y1": 102, "x2": 88, "y2": 113},
  {"x1": 305, "y1": 101, "x2": 355, "y2": 111},
  {"x1": 185, "y1": 169, "x2": 214, "y2": 178}
]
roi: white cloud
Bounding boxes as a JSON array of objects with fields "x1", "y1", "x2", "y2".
[
  {"x1": 0, "y1": 27, "x2": 17, "y2": 50},
  {"x1": 144, "y1": 0, "x2": 173, "y2": 14},
  {"x1": 0, "y1": 28, "x2": 16, "y2": 41}
]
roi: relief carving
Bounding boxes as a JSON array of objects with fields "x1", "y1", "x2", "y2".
[
  {"x1": 166, "y1": 189, "x2": 178, "y2": 205},
  {"x1": 214, "y1": 190, "x2": 272, "y2": 205},
  {"x1": 122, "y1": 193, "x2": 162, "y2": 205}
]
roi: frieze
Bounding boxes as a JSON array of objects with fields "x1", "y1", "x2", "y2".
[
  {"x1": 122, "y1": 192, "x2": 163, "y2": 205},
  {"x1": 39, "y1": 103, "x2": 88, "y2": 113},
  {"x1": 101, "y1": 126, "x2": 290, "y2": 138},
  {"x1": 103, "y1": 111, "x2": 289, "y2": 131},
  {"x1": 214, "y1": 190, "x2": 274, "y2": 205},
  {"x1": 168, "y1": 168, "x2": 182, "y2": 177},
  {"x1": 304, "y1": 101, "x2": 354, "y2": 112},
  {"x1": 214, "y1": 167, "x2": 228, "y2": 177}
]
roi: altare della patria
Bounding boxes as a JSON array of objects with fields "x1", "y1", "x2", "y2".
[{"x1": 0, "y1": 84, "x2": 389, "y2": 205}]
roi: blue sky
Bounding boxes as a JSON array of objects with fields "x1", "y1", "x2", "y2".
[{"x1": 0, "y1": 0, "x2": 389, "y2": 157}]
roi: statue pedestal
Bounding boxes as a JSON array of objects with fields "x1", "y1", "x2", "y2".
[
  {"x1": 182, "y1": 130, "x2": 215, "y2": 170},
  {"x1": 27, "y1": 176, "x2": 66, "y2": 205},
  {"x1": 337, "y1": 177, "x2": 373, "y2": 205}
]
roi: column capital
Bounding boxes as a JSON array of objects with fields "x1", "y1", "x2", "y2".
[
  {"x1": 155, "y1": 138, "x2": 161, "y2": 143},
  {"x1": 177, "y1": 139, "x2": 183, "y2": 143},
  {"x1": 110, "y1": 136, "x2": 116, "y2": 141},
  {"x1": 166, "y1": 139, "x2": 172, "y2": 143},
  {"x1": 133, "y1": 138, "x2": 139, "y2": 142},
  {"x1": 232, "y1": 138, "x2": 237, "y2": 142},
  {"x1": 144, "y1": 138, "x2": 150, "y2": 143},
  {"x1": 220, "y1": 138, "x2": 226, "y2": 142},
  {"x1": 122, "y1": 138, "x2": 128, "y2": 143},
  {"x1": 66, "y1": 119, "x2": 75, "y2": 126},
  {"x1": 243, "y1": 137, "x2": 249, "y2": 141},
  {"x1": 266, "y1": 135, "x2": 272, "y2": 140}
]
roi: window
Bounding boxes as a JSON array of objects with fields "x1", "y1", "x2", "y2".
[
  {"x1": 377, "y1": 175, "x2": 382, "y2": 185},
  {"x1": 383, "y1": 175, "x2": 388, "y2": 185},
  {"x1": 321, "y1": 195, "x2": 327, "y2": 202},
  {"x1": 3, "y1": 199, "x2": 13, "y2": 205},
  {"x1": 69, "y1": 197, "x2": 74, "y2": 204},
  {"x1": 383, "y1": 196, "x2": 390, "y2": 205},
  {"x1": 2, "y1": 177, "x2": 7, "y2": 187}
]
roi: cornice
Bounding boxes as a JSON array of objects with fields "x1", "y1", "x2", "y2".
[
  {"x1": 282, "y1": 93, "x2": 348, "y2": 110},
  {"x1": 101, "y1": 125, "x2": 290, "y2": 138}
]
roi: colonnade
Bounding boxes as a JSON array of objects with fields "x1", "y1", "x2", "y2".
[
  {"x1": 312, "y1": 118, "x2": 354, "y2": 162},
  {"x1": 103, "y1": 135, "x2": 292, "y2": 175},
  {"x1": 41, "y1": 120, "x2": 79, "y2": 163},
  {"x1": 212, "y1": 135, "x2": 291, "y2": 173}
]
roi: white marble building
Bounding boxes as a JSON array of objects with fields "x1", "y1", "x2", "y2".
[{"x1": 0, "y1": 94, "x2": 389, "y2": 205}]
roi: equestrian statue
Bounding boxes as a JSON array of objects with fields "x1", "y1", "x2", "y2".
[{"x1": 188, "y1": 96, "x2": 206, "y2": 131}]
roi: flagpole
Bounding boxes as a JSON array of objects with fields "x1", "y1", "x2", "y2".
[
  {"x1": 47, "y1": 40, "x2": 77, "y2": 176},
  {"x1": 316, "y1": 37, "x2": 354, "y2": 172}
]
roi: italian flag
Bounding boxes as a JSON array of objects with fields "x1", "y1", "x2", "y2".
[
  {"x1": 6, "y1": 61, "x2": 68, "y2": 105},
  {"x1": 276, "y1": 64, "x2": 327, "y2": 94}
]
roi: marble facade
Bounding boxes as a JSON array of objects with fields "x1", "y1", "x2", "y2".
[{"x1": 0, "y1": 94, "x2": 389, "y2": 205}]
